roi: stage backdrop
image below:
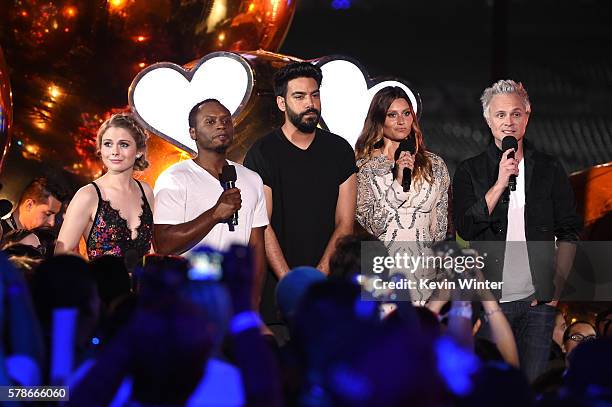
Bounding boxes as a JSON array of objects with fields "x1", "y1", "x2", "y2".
[
  {"x1": 0, "y1": 0, "x2": 296, "y2": 198},
  {"x1": 128, "y1": 51, "x2": 421, "y2": 185}
]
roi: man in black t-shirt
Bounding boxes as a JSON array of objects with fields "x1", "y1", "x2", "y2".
[{"x1": 244, "y1": 62, "x2": 357, "y2": 327}]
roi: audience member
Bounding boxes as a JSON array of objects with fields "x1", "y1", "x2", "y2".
[
  {"x1": 563, "y1": 337, "x2": 612, "y2": 404},
  {"x1": 29, "y1": 255, "x2": 100, "y2": 383},
  {"x1": 562, "y1": 320, "x2": 597, "y2": 359},
  {"x1": 276, "y1": 266, "x2": 326, "y2": 322},
  {"x1": 0, "y1": 253, "x2": 45, "y2": 386},
  {"x1": 1, "y1": 177, "x2": 66, "y2": 235}
]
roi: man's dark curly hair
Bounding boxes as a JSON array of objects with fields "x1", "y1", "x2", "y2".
[{"x1": 273, "y1": 62, "x2": 322, "y2": 98}]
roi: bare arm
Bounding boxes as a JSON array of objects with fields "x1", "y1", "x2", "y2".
[
  {"x1": 249, "y1": 226, "x2": 266, "y2": 308},
  {"x1": 262, "y1": 186, "x2": 290, "y2": 279},
  {"x1": 481, "y1": 300, "x2": 519, "y2": 368},
  {"x1": 55, "y1": 186, "x2": 96, "y2": 255},
  {"x1": 316, "y1": 173, "x2": 357, "y2": 275},
  {"x1": 473, "y1": 267, "x2": 519, "y2": 367},
  {"x1": 154, "y1": 188, "x2": 241, "y2": 255}
]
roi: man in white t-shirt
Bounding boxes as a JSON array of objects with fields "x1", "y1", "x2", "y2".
[{"x1": 153, "y1": 99, "x2": 268, "y2": 296}]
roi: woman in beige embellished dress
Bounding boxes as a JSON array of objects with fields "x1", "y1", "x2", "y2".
[{"x1": 355, "y1": 86, "x2": 450, "y2": 302}]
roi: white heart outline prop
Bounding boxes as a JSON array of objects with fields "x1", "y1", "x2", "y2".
[
  {"x1": 315, "y1": 56, "x2": 422, "y2": 148},
  {"x1": 128, "y1": 51, "x2": 254, "y2": 155}
]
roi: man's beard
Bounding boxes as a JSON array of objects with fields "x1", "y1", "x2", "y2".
[
  {"x1": 287, "y1": 106, "x2": 320, "y2": 133},
  {"x1": 209, "y1": 144, "x2": 229, "y2": 154},
  {"x1": 198, "y1": 133, "x2": 231, "y2": 154}
]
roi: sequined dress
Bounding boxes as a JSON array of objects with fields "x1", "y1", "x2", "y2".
[
  {"x1": 86, "y1": 180, "x2": 153, "y2": 260},
  {"x1": 356, "y1": 152, "x2": 450, "y2": 302}
]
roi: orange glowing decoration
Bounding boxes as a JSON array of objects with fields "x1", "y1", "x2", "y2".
[
  {"x1": 108, "y1": 0, "x2": 127, "y2": 13},
  {"x1": 21, "y1": 142, "x2": 42, "y2": 160},
  {"x1": 270, "y1": 0, "x2": 280, "y2": 20},
  {"x1": 64, "y1": 6, "x2": 77, "y2": 18},
  {"x1": 25, "y1": 144, "x2": 40, "y2": 155},
  {"x1": 48, "y1": 84, "x2": 63, "y2": 100},
  {"x1": 570, "y1": 162, "x2": 612, "y2": 239},
  {"x1": 136, "y1": 137, "x2": 193, "y2": 186},
  {"x1": 1, "y1": 0, "x2": 298, "y2": 180}
]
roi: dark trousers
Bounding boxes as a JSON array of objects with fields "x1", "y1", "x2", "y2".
[{"x1": 479, "y1": 300, "x2": 556, "y2": 382}]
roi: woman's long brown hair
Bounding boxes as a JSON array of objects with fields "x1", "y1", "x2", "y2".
[{"x1": 355, "y1": 86, "x2": 432, "y2": 185}]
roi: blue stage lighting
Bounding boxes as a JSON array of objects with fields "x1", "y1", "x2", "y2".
[{"x1": 331, "y1": 0, "x2": 351, "y2": 10}]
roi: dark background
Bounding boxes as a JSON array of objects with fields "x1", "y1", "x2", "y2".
[{"x1": 281, "y1": 0, "x2": 612, "y2": 175}]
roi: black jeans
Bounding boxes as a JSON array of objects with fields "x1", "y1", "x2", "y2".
[{"x1": 478, "y1": 300, "x2": 556, "y2": 382}]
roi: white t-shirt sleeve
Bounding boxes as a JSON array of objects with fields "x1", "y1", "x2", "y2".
[
  {"x1": 252, "y1": 175, "x2": 269, "y2": 228},
  {"x1": 153, "y1": 171, "x2": 186, "y2": 225}
]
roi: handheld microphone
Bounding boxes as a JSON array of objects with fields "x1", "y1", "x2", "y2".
[
  {"x1": 501, "y1": 136, "x2": 518, "y2": 191},
  {"x1": 394, "y1": 136, "x2": 417, "y2": 192},
  {"x1": 220, "y1": 165, "x2": 238, "y2": 232}
]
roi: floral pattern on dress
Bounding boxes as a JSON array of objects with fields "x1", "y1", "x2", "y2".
[
  {"x1": 356, "y1": 152, "x2": 450, "y2": 243},
  {"x1": 86, "y1": 181, "x2": 153, "y2": 261}
]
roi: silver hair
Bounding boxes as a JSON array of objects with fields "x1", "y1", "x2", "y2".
[{"x1": 480, "y1": 79, "x2": 531, "y2": 120}]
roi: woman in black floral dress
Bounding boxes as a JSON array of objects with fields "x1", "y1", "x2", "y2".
[{"x1": 56, "y1": 113, "x2": 153, "y2": 261}]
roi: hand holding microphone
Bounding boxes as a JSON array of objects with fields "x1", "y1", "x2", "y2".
[
  {"x1": 395, "y1": 151, "x2": 415, "y2": 188},
  {"x1": 501, "y1": 136, "x2": 519, "y2": 191},
  {"x1": 394, "y1": 136, "x2": 417, "y2": 192},
  {"x1": 497, "y1": 136, "x2": 519, "y2": 191},
  {"x1": 217, "y1": 165, "x2": 241, "y2": 231}
]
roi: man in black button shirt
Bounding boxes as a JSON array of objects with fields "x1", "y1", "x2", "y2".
[
  {"x1": 244, "y1": 62, "x2": 357, "y2": 330},
  {"x1": 453, "y1": 79, "x2": 581, "y2": 382}
]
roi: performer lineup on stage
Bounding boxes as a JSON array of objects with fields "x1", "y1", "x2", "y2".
[{"x1": 2, "y1": 62, "x2": 609, "y2": 407}]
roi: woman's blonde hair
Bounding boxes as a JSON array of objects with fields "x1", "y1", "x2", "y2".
[
  {"x1": 96, "y1": 113, "x2": 149, "y2": 171},
  {"x1": 355, "y1": 86, "x2": 432, "y2": 185}
]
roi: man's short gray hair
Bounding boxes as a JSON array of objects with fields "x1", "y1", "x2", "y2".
[{"x1": 481, "y1": 79, "x2": 531, "y2": 120}]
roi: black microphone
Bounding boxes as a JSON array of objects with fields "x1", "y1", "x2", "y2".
[
  {"x1": 124, "y1": 248, "x2": 140, "y2": 291},
  {"x1": 394, "y1": 136, "x2": 417, "y2": 192},
  {"x1": 501, "y1": 136, "x2": 518, "y2": 191},
  {"x1": 220, "y1": 165, "x2": 238, "y2": 232},
  {"x1": 0, "y1": 199, "x2": 13, "y2": 218}
]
